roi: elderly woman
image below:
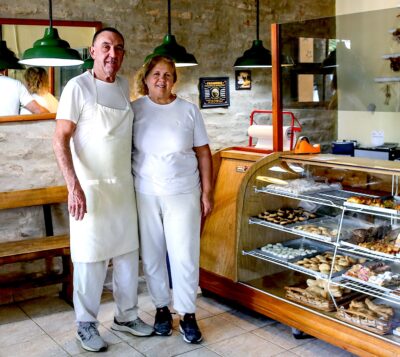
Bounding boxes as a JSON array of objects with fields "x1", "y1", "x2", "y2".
[{"x1": 131, "y1": 55, "x2": 213, "y2": 344}]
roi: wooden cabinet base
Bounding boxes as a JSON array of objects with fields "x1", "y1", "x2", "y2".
[{"x1": 200, "y1": 269, "x2": 400, "y2": 357}]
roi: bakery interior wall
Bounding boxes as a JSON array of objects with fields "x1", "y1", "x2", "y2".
[
  {"x1": 335, "y1": 0, "x2": 400, "y2": 146},
  {"x1": 0, "y1": 0, "x2": 335, "y2": 303}
]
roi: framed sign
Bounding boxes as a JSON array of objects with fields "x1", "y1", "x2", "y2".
[
  {"x1": 235, "y1": 70, "x2": 252, "y2": 90},
  {"x1": 199, "y1": 77, "x2": 230, "y2": 108}
]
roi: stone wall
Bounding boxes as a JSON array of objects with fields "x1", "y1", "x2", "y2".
[
  {"x1": 1, "y1": 0, "x2": 335, "y2": 153},
  {"x1": 0, "y1": 0, "x2": 335, "y2": 302}
]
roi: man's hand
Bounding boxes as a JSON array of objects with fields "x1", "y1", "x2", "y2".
[{"x1": 68, "y1": 184, "x2": 87, "y2": 220}]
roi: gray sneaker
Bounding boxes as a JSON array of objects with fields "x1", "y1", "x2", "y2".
[
  {"x1": 76, "y1": 322, "x2": 108, "y2": 352},
  {"x1": 111, "y1": 317, "x2": 154, "y2": 336}
]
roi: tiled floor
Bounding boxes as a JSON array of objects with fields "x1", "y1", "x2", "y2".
[{"x1": 0, "y1": 277, "x2": 355, "y2": 357}]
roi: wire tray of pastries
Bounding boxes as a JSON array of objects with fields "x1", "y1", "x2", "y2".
[
  {"x1": 344, "y1": 195, "x2": 400, "y2": 215},
  {"x1": 293, "y1": 252, "x2": 365, "y2": 279},
  {"x1": 336, "y1": 297, "x2": 394, "y2": 335},
  {"x1": 285, "y1": 278, "x2": 357, "y2": 312}
]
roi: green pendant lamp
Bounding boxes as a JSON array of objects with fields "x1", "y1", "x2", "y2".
[
  {"x1": 234, "y1": 0, "x2": 272, "y2": 68},
  {"x1": 144, "y1": 0, "x2": 198, "y2": 67},
  {"x1": 81, "y1": 56, "x2": 94, "y2": 70},
  {"x1": 0, "y1": 40, "x2": 24, "y2": 70},
  {"x1": 19, "y1": 0, "x2": 83, "y2": 67}
]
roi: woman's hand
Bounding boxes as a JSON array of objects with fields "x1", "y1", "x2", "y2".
[{"x1": 201, "y1": 190, "x2": 214, "y2": 217}]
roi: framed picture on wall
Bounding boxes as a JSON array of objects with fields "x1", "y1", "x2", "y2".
[
  {"x1": 199, "y1": 77, "x2": 230, "y2": 108},
  {"x1": 235, "y1": 70, "x2": 252, "y2": 90}
]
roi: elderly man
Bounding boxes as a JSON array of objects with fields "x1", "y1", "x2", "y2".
[{"x1": 53, "y1": 27, "x2": 154, "y2": 352}]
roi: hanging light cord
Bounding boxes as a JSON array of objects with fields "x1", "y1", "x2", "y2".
[
  {"x1": 256, "y1": 0, "x2": 259, "y2": 41},
  {"x1": 49, "y1": 0, "x2": 53, "y2": 29},
  {"x1": 167, "y1": 0, "x2": 171, "y2": 35}
]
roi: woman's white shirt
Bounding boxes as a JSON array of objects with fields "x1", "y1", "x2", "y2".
[
  {"x1": 131, "y1": 96, "x2": 209, "y2": 195},
  {"x1": 20, "y1": 92, "x2": 59, "y2": 114}
]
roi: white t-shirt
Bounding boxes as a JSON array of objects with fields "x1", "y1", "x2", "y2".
[
  {"x1": 0, "y1": 75, "x2": 34, "y2": 115},
  {"x1": 56, "y1": 71, "x2": 130, "y2": 155},
  {"x1": 131, "y1": 95, "x2": 209, "y2": 195},
  {"x1": 20, "y1": 92, "x2": 59, "y2": 114}
]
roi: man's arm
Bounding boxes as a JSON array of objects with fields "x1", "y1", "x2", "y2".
[
  {"x1": 53, "y1": 119, "x2": 87, "y2": 220},
  {"x1": 24, "y1": 100, "x2": 50, "y2": 114},
  {"x1": 194, "y1": 144, "x2": 214, "y2": 217}
]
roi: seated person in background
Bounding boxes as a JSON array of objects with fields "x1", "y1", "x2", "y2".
[
  {"x1": 0, "y1": 68, "x2": 49, "y2": 115},
  {"x1": 20, "y1": 67, "x2": 58, "y2": 114}
]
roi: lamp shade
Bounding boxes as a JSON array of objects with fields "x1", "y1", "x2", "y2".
[
  {"x1": 145, "y1": 34, "x2": 198, "y2": 67},
  {"x1": 81, "y1": 56, "x2": 94, "y2": 70},
  {"x1": 234, "y1": 40, "x2": 272, "y2": 68},
  {"x1": 19, "y1": 27, "x2": 83, "y2": 67},
  {"x1": 0, "y1": 40, "x2": 24, "y2": 70}
]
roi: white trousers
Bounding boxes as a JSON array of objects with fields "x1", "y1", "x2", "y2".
[
  {"x1": 73, "y1": 250, "x2": 139, "y2": 323},
  {"x1": 136, "y1": 190, "x2": 201, "y2": 315}
]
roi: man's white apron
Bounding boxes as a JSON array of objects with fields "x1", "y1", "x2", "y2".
[{"x1": 69, "y1": 74, "x2": 138, "y2": 263}]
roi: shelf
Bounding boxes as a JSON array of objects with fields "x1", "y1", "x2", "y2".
[
  {"x1": 255, "y1": 187, "x2": 348, "y2": 208},
  {"x1": 334, "y1": 276, "x2": 400, "y2": 306},
  {"x1": 249, "y1": 216, "x2": 338, "y2": 244},
  {"x1": 382, "y1": 53, "x2": 400, "y2": 59},
  {"x1": 374, "y1": 77, "x2": 400, "y2": 83},
  {"x1": 339, "y1": 244, "x2": 400, "y2": 263}
]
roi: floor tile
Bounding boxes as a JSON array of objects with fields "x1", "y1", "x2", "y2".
[
  {"x1": 196, "y1": 295, "x2": 233, "y2": 315},
  {"x1": 0, "y1": 319, "x2": 45, "y2": 348},
  {"x1": 207, "y1": 331, "x2": 285, "y2": 357},
  {"x1": 176, "y1": 347, "x2": 222, "y2": 356},
  {"x1": 196, "y1": 315, "x2": 247, "y2": 345},
  {"x1": 116, "y1": 330, "x2": 202, "y2": 357},
  {"x1": 273, "y1": 351, "x2": 298, "y2": 357},
  {"x1": 0, "y1": 304, "x2": 27, "y2": 325},
  {"x1": 0, "y1": 334, "x2": 68, "y2": 357},
  {"x1": 52, "y1": 323, "x2": 122, "y2": 355},
  {"x1": 218, "y1": 308, "x2": 275, "y2": 332},
  {"x1": 32, "y1": 309, "x2": 76, "y2": 336},
  {"x1": 253, "y1": 322, "x2": 312, "y2": 349},
  {"x1": 290, "y1": 339, "x2": 356, "y2": 357},
  {"x1": 76, "y1": 341, "x2": 144, "y2": 356},
  {"x1": 18, "y1": 295, "x2": 72, "y2": 318}
]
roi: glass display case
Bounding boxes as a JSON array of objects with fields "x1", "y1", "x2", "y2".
[{"x1": 238, "y1": 154, "x2": 400, "y2": 347}]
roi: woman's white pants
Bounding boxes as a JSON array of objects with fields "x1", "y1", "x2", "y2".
[
  {"x1": 73, "y1": 250, "x2": 139, "y2": 323},
  {"x1": 136, "y1": 190, "x2": 201, "y2": 315}
]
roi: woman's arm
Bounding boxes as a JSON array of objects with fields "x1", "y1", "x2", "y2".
[{"x1": 194, "y1": 144, "x2": 213, "y2": 217}]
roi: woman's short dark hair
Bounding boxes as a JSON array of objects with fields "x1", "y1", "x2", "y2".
[{"x1": 135, "y1": 55, "x2": 177, "y2": 96}]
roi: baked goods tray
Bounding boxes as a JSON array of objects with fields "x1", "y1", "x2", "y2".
[
  {"x1": 285, "y1": 285, "x2": 359, "y2": 312},
  {"x1": 291, "y1": 216, "x2": 346, "y2": 243},
  {"x1": 336, "y1": 297, "x2": 399, "y2": 335},
  {"x1": 340, "y1": 240, "x2": 400, "y2": 261},
  {"x1": 256, "y1": 237, "x2": 328, "y2": 263},
  {"x1": 249, "y1": 215, "x2": 330, "y2": 243},
  {"x1": 343, "y1": 201, "x2": 400, "y2": 216},
  {"x1": 341, "y1": 275, "x2": 399, "y2": 295}
]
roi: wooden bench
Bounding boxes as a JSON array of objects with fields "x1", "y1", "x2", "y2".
[{"x1": 0, "y1": 186, "x2": 72, "y2": 303}]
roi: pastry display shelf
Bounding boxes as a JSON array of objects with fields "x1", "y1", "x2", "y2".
[
  {"x1": 382, "y1": 53, "x2": 400, "y2": 59},
  {"x1": 255, "y1": 187, "x2": 347, "y2": 208},
  {"x1": 249, "y1": 216, "x2": 339, "y2": 245},
  {"x1": 339, "y1": 244, "x2": 400, "y2": 263},
  {"x1": 374, "y1": 77, "x2": 400, "y2": 83},
  {"x1": 333, "y1": 276, "x2": 400, "y2": 306},
  {"x1": 242, "y1": 248, "x2": 333, "y2": 279}
]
